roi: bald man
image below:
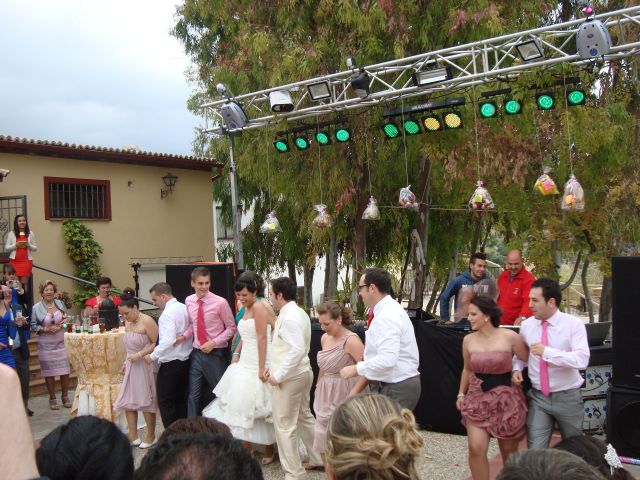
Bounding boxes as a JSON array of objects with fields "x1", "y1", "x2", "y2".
[{"x1": 497, "y1": 250, "x2": 535, "y2": 325}]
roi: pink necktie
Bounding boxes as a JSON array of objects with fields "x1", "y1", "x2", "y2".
[
  {"x1": 197, "y1": 299, "x2": 208, "y2": 346},
  {"x1": 539, "y1": 320, "x2": 550, "y2": 396}
]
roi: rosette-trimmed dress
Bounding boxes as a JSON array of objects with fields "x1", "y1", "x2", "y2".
[{"x1": 460, "y1": 351, "x2": 527, "y2": 439}]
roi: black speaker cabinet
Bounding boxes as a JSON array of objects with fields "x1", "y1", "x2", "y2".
[
  {"x1": 611, "y1": 257, "x2": 640, "y2": 389},
  {"x1": 165, "y1": 263, "x2": 237, "y2": 313},
  {"x1": 607, "y1": 386, "x2": 640, "y2": 458}
]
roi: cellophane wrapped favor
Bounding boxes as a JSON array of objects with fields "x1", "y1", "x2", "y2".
[
  {"x1": 398, "y1": 185, "x2": 418, "y2": 209},
  {"x1": 468, "y1": 181, "x2": 495, "y2": 210},
  {"x1": 534, "y1": 167, "x2": 559, "y2": 196},
  {"x1": 561, "y1": 174, "x2": 585, "y2": 211},
  {"x1": 259, "y1": 211, "x2": 282, "y2": 234},
  {"x1": 361, "y1": 196, "x2": 380, "y2": 220},
  {"x1": 312, "y1": 204, "x2": 332, "y2": 228}
]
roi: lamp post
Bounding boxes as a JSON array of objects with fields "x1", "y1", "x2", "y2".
[{"x1": 228, "y1": 135, "x2": 244, "y2": 270}]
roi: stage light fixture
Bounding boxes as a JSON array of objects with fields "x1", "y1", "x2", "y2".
[
  {"x1": 335, "y1": 127, "x2": 351, "y2": 143},
  {"x1": 349, "y1": 70, "x2": 370, "y2": 99},
  {"x1": 294, "y1": 134, "x2": 311, "y2": 150},
  {"x1": 382, "y1": 121, "x2": 400, "y2": 139},
  {"x1": 515, "y1": 39, "x2": 544, "y2": 61},
  {"x1": 315, "y1": 129, "x2": 331, "y2": 146},
  {"x1": 479, "y1": 100, "x2": 498, "y2": 119},
  {"x1": 443, "y1": 111, "x2": 463, "y2": 129},
  {"x1": 273, "y1": 137, "x2": 290, "y2": 153},
  {"x1": 536, "y1": 92, "x2": 555, "y2": 110},
  {"x1": 269, "y1": 90, "x2": 294, "y2": 112},
  {"x1": 403, "y1": 118, "x2": 422, "y2": 135},
  {"x1": 307, "y1": 81, "x2": 332, "y2": 101},
  {"x1": 504, "y1": 98, "x2": 522, "y2": 115},
  {"x1": 422, "y1": 113, "x2": 443, "y2": 132},
  {"x1": 567, "y1": 89, "x2": 586, "y2": 106},
  {"x1": 412, "y1": 67, "x2": 452, "y2": 87}
]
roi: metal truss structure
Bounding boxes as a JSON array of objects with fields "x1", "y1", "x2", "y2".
[{"x1": 202, "y1": 5, "x2": 640, "y2": 135}]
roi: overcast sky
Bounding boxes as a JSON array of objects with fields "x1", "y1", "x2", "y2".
[{"x1": 0, "y1": 0, "x2": 200, "y2": 156}]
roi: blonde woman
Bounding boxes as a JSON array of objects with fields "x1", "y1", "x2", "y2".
[
  {"x1": 325, "y1": 393, "x2": 424, "y2": 480},
  {"x1": 312, "y1": 301, "x2": 366, "y2": 468}
]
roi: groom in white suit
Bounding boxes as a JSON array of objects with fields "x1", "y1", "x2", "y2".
[{"x1": 265, "y1": 277, "x2": 322, "y2": 479}]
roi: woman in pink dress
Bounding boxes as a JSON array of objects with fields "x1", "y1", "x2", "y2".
[
  {"x1": 31, "y1": 281, "x2": 70, "y2": 410},
  {"x1": 456, "y1": 296, "x2": 529, "y2": 480},
  {"x1": 5, "y1": 214, "x2": 37, "y2": 294},
  {"x1": 113, "y1": 290, "x2": 158, "y2": 449},
  {"x1": 312, "y1": 301, "x2": 366, "y2": 468}
]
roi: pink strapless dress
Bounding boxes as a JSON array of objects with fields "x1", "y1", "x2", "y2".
[{"x1": 460, "y1": 351, "x2": 527, "y2": 439}]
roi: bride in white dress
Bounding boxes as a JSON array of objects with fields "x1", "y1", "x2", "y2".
[{"x1": 203, "y1": 273, "x2": 277, "y2": 461}]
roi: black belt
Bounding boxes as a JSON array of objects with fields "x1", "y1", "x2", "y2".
[{"x1": 476, "y1": 372, "x2": 512, "y2": 392}]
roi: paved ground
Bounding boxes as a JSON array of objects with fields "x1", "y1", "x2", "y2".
[{"x1": 28, "y1": 391, "x2": 639, "y2": 480}]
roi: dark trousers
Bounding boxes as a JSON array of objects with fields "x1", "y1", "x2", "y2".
[
  {"x1": 187, "y1": 348, "x2": 229, "y2": 417},
  {"x1": 378, "y1": 375, "x2": 422, "y2": 411},
  {"x1": 156, "y1": 358, "x2": 190, "y2": 428},
  {"x1": 12, "y1": 348, "x2": 30, "y2": 408}
]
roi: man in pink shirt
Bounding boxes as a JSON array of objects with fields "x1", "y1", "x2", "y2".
[
  {"x1": 512, "y1": 278, "x2": 590, "y2": 449},
  {"x1": 180, "y1": 266, "x2": 236, "y2": 417}
]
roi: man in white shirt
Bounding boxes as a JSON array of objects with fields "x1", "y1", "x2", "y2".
[
  {"x1": 512, "y1": 278, "x2": 590, "y2": 449},
  {"x1": 340, "y1": 267, "x2": 421, "y2": 410},
  {"x1": 144, "y1": 282, "x2": 192, "y2": 429},
  {"x1": 265, "y1": 277, "x2": 322, "y2": 480}
]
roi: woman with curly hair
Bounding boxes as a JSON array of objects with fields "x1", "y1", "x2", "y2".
[{"x1": 325, "y1": 393, "x2": 424, "y2": 480}]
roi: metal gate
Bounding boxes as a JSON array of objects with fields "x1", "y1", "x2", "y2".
[{"x1": 0, "y1": 195, "x2": 27, "y2": 258}]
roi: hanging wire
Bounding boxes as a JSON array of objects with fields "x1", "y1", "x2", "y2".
[
  {"x1": 316, "y1": 115, "x2": 324, "y2": 204},
  {"x1": 365, "y1": 126, "x2": 373, "y2": 194},
  {"x1": 265, "y1": 127, "x2": 273, "y2": 210},
  {"x1": 471, "y1": 84, "x2": 482, "y2": 180},
  {"x1": 532, "y1": 108, "x2": 545, "y2": 165},
  {"x1": 561, "y1": 63, "x2": 575, "y2": 174},
  {"x1": 399, "y1": 95, "x2": 409, "y2": 186}
]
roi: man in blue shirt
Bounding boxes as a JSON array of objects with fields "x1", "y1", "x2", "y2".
[{"x1": 439, "y1": 252, "x2": 489, "y2": 325}]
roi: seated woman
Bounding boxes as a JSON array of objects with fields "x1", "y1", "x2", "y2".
[
  {"x1": 31, "y1": 280, "x2": 71, "y2": 410},
  {"x1": 456, "y1": 295, "x2": 529, "y2": 480},
  {"x1": 325, "y1": 393, "x2": 424, "y2": 480},
  {"x1": 84, "y1": 276, "x2": 121, "y2": 318},
  {"x1": 113, "y1": 289, "x2": 159, "y2": 449}
]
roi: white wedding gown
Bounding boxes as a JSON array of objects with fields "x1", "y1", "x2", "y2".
[{"x1": 202, "y1": 318, "x2": 276, "y2": 445}]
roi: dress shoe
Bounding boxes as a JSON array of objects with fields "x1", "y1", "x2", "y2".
[
  {"x1": 130, "y1": 438, "x2": 141, "y2": 447},
  {"x1": 139, "y1": 438, "x2": 157, "y2": 449}
]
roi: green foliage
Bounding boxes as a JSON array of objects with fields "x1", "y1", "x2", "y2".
[{"x1": 62, "y1": 219, "x2": 103, "y2": 307}]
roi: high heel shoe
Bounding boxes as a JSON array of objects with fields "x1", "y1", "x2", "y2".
[
  {"x1": 261, "y1": 447, "x2": 276, "y2": 465},
  {"x1": 49, "y1": 398, "x2": 60, "y2": 411},
  {"x1": 61, "y1": 395, "x2": 72, "y2": 408}
]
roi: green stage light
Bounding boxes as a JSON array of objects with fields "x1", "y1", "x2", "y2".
[
  {"x1": 567, "y1": 89, "x2": 586, "y2": 106},
  {"x1": 536, "y1": 93, "x2": 555, "y2": 110},
  {"x1": 273, "y1": 138, "x2": 289, "y2": 153},
  {"x1": 422, "y1": 113, "x2": 443, "y2": 132},
  {"x1": 403, "y1": 119, "x2": 421, "y2": 135},
  {"x1": 294, "y1": 134, "x2": 310, "y2": 150},
  {"x1": 479, "y1": 101, "x2": 497, "y2": 119},
  {"x1": 382, "y1": 121, "x2": 400, "y2": 139},
  {"x1": 316, "y1": 130, "x2": 331, "y2": 146},
  {"x1": 335, "y1": 128, "x2": 351, "y2": 142},
  {"x1": 504, "y1": 98, "x2": 522, "y2": 115},
  {"x1": 444, "y1": 111, "x2": 463, "y2": 129}
]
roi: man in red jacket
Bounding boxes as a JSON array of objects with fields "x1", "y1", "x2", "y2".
[{"x1": 497, "y1": 249, "x2": 535, "y2": 325}]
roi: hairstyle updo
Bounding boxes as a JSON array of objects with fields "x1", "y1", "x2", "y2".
[
  {"x1": 234, "y1": 271, "x2": 266, "y2": 297},
  {"x1": 119, "y1": 288, "x2": 139, "y2": 308},
  {"x1": 326, "y1": 393, "x2": 424, "y2": 480},
  {"x1": 316, "y1": 301, "x2": 353, "y2": 327},
  {"x1": 469, "y1": 295, "x2": 503, "y2": 328}
]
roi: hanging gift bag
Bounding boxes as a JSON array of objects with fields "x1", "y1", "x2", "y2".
[
  {"x1": 312, "y1": 204, "x2": 332, "y2": 228},
  {"x1": 259, "y1": 211, "x2": 282, "y2": 233},
  {"x1": 468, "y1": 180, "x2": 495, "y2": 210},
  {"x1": 362, "y1": 196, "x2": 381, "y2": 220},
  {"x1": 534, "y1": 167, "x2": 559, "y2": 196},
  {"x1": 398, "y1": 185, "x2": 418, "y2": 209},
  {"x1": 561, "y1": 174, "x2": 585, "y2": 211}
]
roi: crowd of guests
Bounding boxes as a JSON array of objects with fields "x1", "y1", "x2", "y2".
[{"x1": 1, "y1": 233, "x2": 635, "y2": 479}]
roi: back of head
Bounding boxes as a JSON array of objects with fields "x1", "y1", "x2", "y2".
[
  {"x1": 326, "y1": 393, "x2": 424, "y2": 480},
  {"x1": 363, "y1": 268, "x2": 392, "y2": 295},
  {"x1": 150, "y1": 282, "x2": 172, "y2": 297},
  {"x1": 270, "y1": 276, "x2": 297, "y2": 301},
  {"x1": 134, "y1": 432, "x2": 263, "y2": 480},
  {"x1": 496, "y1": 449, "x2": 605, "y2": 480},
  {"x1": 555, "y1": 436, "x2": 635, "y2": 480},
  {"x1": 36, "y1": 415, "x2": 133, "y2": 480}
]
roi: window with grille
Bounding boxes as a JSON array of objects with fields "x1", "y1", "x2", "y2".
[
  {"x1": 44, "y1": 177, "x2": 112, "y2": 220},
  {"x1": 215, "y1": 206, "x2": 233, "y2": 240}
]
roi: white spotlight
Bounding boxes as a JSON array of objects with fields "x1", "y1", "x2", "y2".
[{"x1": 269, "y1": 90, "x2": 294, "y2": 113}]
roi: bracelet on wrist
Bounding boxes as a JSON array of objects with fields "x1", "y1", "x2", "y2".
[
  {"x1": 232, "y1": 352, "x2": 240, "y2": 356},
  {"x1": 457, "y1": 392, "x2": 465, "y2": 398}
]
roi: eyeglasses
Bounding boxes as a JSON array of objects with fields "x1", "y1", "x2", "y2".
[{"x1": 357, "y1": 284, "x2": 370, "y2": 292}]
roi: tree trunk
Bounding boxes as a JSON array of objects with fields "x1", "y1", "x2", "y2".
[
  {"x1": 287, "y1": 260, "x2": 296, "y2": 283},
  {"x1": 470, "y1": 217, "x2": 483, "y2": 254},
  {"x1": 303, "y1": 263, "x2": 314, "y2": 312},
  {"x1": 426, "y1": 276, "x2": 443, "y2": 314},
  {"x1": 327, "y1": 235, "x2": 338, "y2": 300},
  {"x1": 323, "y1": 253, "x2": 330, "y2": 298},
  {"x1": 581, "y1": 255, "x2": 595, "y2": 323},
  {"x1": 399, "y1": 232, "x2": 412, "y2": 304},
  {"x1": 560, "y1": 252, "x2": 582, "y2": 290},
  {"x1": 408, "y1": 156, "x2": 432, "y2": 309},
  {"x1": 599, "y1": 276, "x2": 612, "y2": 323}
]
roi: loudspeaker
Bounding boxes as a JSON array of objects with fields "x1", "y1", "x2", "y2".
[
  {"x1": 165, "y1": 263, "x2": 237, "y2": 313},
  {"x1": 611, "y1": 257, "x2": 640, "y2": 389},
  {"x1": 607, "y1": 386, "x2": 640, "y2": 458}
]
